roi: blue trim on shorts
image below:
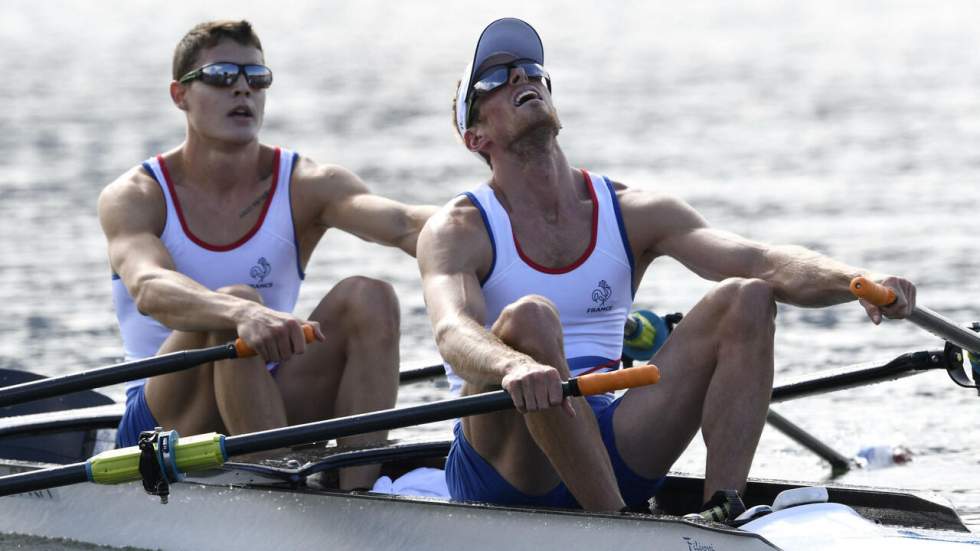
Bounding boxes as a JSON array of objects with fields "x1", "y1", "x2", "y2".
[
  {"x1": 115, "y1": 384, "x2": 160, "y2": 448},
  {"x1": 567, "y1": 356, "x2": 619, "y2": 373},
  {"x1": 445, "y1": 394, "x2": 665, "y2": 508}
]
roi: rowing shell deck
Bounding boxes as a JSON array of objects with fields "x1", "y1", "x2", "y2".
[{"x1": 2, "y1": 440, "x2": 978, "y2": 551}]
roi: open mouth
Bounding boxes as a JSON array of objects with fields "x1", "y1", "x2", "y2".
[
  {"x1": 513, "y1": 89, "x2": 540, "y2": 107},
  {"x1": 228, "y1": 106, "x2": 254, "y2": 118}
]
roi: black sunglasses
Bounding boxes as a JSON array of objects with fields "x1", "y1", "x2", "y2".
[
  {"x1": 466, "y1": 61, "x2": 551, "y2": 126},
  {"x1": 178, "y1": 62, "x2": 274, "y2": 90}
]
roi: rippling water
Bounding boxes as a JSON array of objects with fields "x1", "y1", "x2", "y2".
[{"x1": 2, "y1": 0, "x2": 980, "y2": 545}]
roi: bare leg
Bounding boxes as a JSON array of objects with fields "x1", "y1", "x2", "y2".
[
  {"x1": 145, "y1": 285, "x2": 288, "y2": 437},
  {"x1": 613, "y1": 278, "x2": 776, "y2": 503},
  {"x1": 275, "y1": 276, "x2": 400, "y2": 490},
  {"x1": 462, "y1": 295, "x2": 625, "y2": 511}
]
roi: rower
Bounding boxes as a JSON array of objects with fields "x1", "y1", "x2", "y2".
[
  {"x1": 416, "y1": 17, "x2": 917, "y2": 519},
  {"x1": 98, "y1": 20, "x2": 436, "y2": 490}
]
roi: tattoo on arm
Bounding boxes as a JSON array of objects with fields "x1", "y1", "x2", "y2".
[{"x1": 239, "y1": 189, "x2": 271, "y2": 218}]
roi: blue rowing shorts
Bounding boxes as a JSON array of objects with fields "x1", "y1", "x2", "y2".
[
  {"x1": 115, "y1": 385, "x2": 159, "y2": 448},
  {"x1": 445, "y1": 394, "x2": 665, "y2": 508}
]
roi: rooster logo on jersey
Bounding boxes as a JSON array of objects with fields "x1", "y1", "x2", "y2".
[
  {"x1": 592, "y1": 280, "x2": 612, "y2": 307},
  {"x1": 587, "y1": 280, "x2": 614, "y2": 314},
  {"x1": 250, "y1": 257, "x2": 272, "y2": 287}
]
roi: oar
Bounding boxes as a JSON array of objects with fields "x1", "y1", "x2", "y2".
[
  {"x1": 398, "y1": 364, "x2": 446, "y2": 384},
  {"x1": 851, "y1": 276, "x2": 980, "y2": 355},
  {"x1": 0, "y1": 365, "x2": 660, "y2": 498},
  {"x1": 765, "y1": 409, "x2": 852, "y2": 475},
  {"x1": 0, "y1": 327, "x2": 316, "y2": 408},
  {"x1": 0, "y1": 315, "x2": 648, "y2": 408}
]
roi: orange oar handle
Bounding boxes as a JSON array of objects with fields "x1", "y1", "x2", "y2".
[
  {"x1": 849, "y1": 276, "x2": 896, "y2": 307},
  {"x1": 234, "y1": 325, "x2": 316, "y2": 358},
  {"x1": 575, "y1": 365, "x2": 660, "y2": 396}
]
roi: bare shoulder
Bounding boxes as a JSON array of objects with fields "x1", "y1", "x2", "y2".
[
  {"x1": 610, "y1": 180, "x2": 705, "y2": 225},
  {"x1": 418, "y1": 195, "x2": 492, "y2": 274},
  {"x1": 607, "y1": 180, "x2": 687, "y2": 215},
  {"x1": 607, "y1": 180, "x2": 708, "y2": 256},
  {"x1": 290, "y1": 155, "x2": 372, "y2": 228},
  {"x1": 291, "y1": 155, "x2": 367, "y2": 199},
  {"x1": 424, "y1": 194, "x2": 487, "y2": 240},
  {"x1": 99, "y1": 165, "x2": 163, "y2": 207},
  {"x1": 98, "y1": 165, "x2": 166, "y2": 236}
]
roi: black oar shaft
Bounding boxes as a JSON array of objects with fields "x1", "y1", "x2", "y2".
[
  {"x1": 0, "y1": 462, "x2": 89, "y2": 496},
  {"x1": 771, "y1": 350, "x2": 944, "y2": 403},
  {"x1": 766, "y1": 409, "x2": 852, "y2": 474},
  {"x1": 398, "y1": 365, "x2": 445, "y2": 384},
  {"x1": 0, "y1": 368, "x2": 659, "y2": 497},
  {"x1": 225, "y1": 389, "x2": 519, "y2": 457},
  {"x1": 0, "y1": 345, "x2": 237, "y2": 408},
  {"x1": 226, "y1": 367, "x2": 651, "y2": 457}
]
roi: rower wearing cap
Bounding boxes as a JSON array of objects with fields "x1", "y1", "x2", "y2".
[
  {"x1": 99, "y1": 20, "x2": 436, "y2": 490},
  {"x1": 417, "y1": 17, "x2": 917, "y2": 515}
]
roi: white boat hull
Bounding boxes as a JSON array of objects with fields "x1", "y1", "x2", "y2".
[{"x1": 1, "y1": 468, "x2": 777, "y2": 551}]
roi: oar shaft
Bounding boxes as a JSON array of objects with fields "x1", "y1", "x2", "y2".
[
  {"x1": 908, "y1": 306, "x2": 980, "y2": 356},
  {"x1": 0, "y1": 462, "x2": 89, "y2": 497},
  {"x1": 0, "y1": 327, "x2": 317, "y2": 409},
  {"x1": 766, "y1": 409, "x2": 852, "y2": 474},
  {"x1": 850, "y1": 277, "x2": 980, "y2": 355},
  {"x1": 0, "y1": 366, "x2": 660, "y2": 497},
  {"x1": 771, "y1": 349, "x2": 945, "y2": 402},
  {"x1": 398, "y1": 365, "x2": 446, "y2": 384},
  {"x1": 225, "y1": 390, "x2": 515, "y2": 456},
  {"x1": 0, "y1": 345, "x2": 236, "y2": 408},
  {"x1": 228, "y1": 366, "x2": 660, "y2": 457}
]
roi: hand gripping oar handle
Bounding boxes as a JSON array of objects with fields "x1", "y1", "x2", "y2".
[
  {"x1": 0, "y1": 326, "x2": 317, "y2": 408},
  {"x1": 0, "y1": 365, "x2": 660, "y2": 497},
  {"x1": 233, "y1": 325, "x2": 316, "y2": 358},
  {"x1": 850, "y1": 277, "x2": 897, "y2": 307},
  {"x1": 850, "y1": 276, "x2": 980, "y2": 355}
]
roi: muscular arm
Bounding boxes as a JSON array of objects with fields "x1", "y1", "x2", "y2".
[
  {"x1": 98, "y1": 169, "x2": 321, "y2": 361},
  {"x1": 299, "y1": 160, "x2": 437, "y2": 257},
  {"x1": 417, "y1": 199, "x2": 572, "y2": 413},
  {"x1": 619, "y1": 186, "x2": 914, "y2": 316}
]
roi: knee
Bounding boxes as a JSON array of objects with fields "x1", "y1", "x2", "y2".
[
  {"x1": 217, "y1": 284, "x2": 263, "y2": 304},
  {"x1": 715, "y1": 278, "x2": 776, "y2": 333},
  {"x1": 331, "y1": 276, "x2": 400, "y2": 341},
  {"x1": 493, "y1": 295, "x2": 563, "y2": 357}
]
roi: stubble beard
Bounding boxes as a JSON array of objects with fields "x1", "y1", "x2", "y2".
[{"x1": 506, "y1": 108, "x2": 563, "y2": 163}]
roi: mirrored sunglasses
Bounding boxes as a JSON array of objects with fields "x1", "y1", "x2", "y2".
[
  {"x1": 466, "y1": 62, "x2": 550, "y2": 126},
  {"x1": 178, "y1": 62, "x2": 273, "y2": 90}
]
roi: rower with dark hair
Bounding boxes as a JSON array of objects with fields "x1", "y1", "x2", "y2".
[
  {"x1": 419, "y1": 17, "x2": 916, "y2": 519},
  {"x1": 99, "y1": 20, "x2": 436, "y2": 490}
]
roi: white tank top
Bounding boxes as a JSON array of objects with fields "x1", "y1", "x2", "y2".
[
  {"x1": 445, "y1": 170, "x2": 636, "y2": 395},
  {"x1": 112, "y1": 147, "x2": 304, "y2": 392}
]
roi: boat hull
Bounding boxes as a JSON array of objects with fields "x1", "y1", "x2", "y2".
[{"x1": 0, "y1": 463, "x2": 777, "y2": 551}]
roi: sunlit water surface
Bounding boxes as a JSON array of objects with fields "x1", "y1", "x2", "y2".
[{"x1": 2, "y1": 0, "x2": 979, "y2": 546}]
